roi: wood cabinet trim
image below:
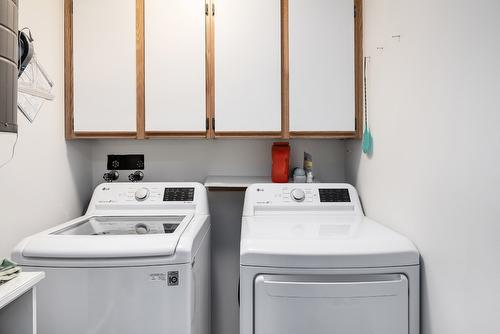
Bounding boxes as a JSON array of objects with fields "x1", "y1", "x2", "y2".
[
  {"x1": 146, "y1": 131, "x2": 208, "y2": 138},
  {"x1": 354, "y1": 0, "x2": 363, "y2": 139},
  {"x1": 290, "y1": 131, "x2": 356, "y2": 139},
  {"x1": 136, "y1": 0, "x2": 146, "y2": 139},
  {"x1": 64, "y1": 0, "x2": 74, "y2": 140},
  {"x1": 206, "y1": 0, "x2": 215, "y2": 138},
  {"x1": 215, "y1": 131, "x2": 282, "y2": 139},
  {"x1": 281, "y1": 0, "x2": 290, "y2": 139},
  {"x1": 73, "y1": 131, "x2": 137, "y2": 139}
]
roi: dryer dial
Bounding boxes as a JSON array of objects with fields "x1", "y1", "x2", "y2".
[{"x1": 291, "y1": 188, "x2": 306, "y2": 202}]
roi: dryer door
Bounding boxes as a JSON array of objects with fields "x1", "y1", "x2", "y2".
[{"x1": 254, "y1": 274, "x2": 408, "y2": 334}]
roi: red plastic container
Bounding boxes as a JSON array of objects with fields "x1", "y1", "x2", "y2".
[{"x1": 272, "y1": 142, "x2": 290, "y2": 183}]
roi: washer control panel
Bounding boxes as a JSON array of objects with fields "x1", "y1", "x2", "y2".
[
  {"x1": 163, "y1": 188, "x2": 195, "y2": 202},
  {"x1": 87, "y1": 182, "x2": 209, "y2": 215},
  {"x1": 91, "y1": 183, "x2": 203, "y2": 206},
  {"x1": 124, "y1": 187, "x2": 195, "y2": 203}
]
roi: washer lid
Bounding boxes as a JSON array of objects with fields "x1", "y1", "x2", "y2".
[
  {"x1": 240, "y1": 216, "x2": 419, "y2": 268},
  {"x1": 20, "y1": 214, "x2": 193, "y2": 259}
]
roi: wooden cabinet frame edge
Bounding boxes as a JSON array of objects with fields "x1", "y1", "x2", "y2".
[
  {"x1": 206, "y1": 0, "x2": 215, "y2": 138},
  {"x1": 136, "y1": 0, "x2": 146, "y2": 139},
  {"x1": 281, "y1": 0, "x2": 290, "y2": 139},
  {"x1": 354, "y1": 0, "x2": 363, "y2": 139},
  {"x1": 64, "y1": 0, "x2": 74, "y2": 140}
]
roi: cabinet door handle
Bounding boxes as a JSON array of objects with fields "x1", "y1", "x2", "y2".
[
  {"x1": 212, "y1": 3, "x2": 215, "y2": 16},
  {"x1": 205, "y1": 3, "x2": 209, "y2": 16}
]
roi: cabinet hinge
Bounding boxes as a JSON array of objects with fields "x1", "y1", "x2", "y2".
[
  {"x1": 206, "y1": 118, "x2": 209, "y2": 130},
  {"x1": 212, "y1": 118, "x2": 215, "y2": 130},
  {"x1": 354, "y1": 5, "x2": 357, "y2": 18},
  {"x1": 205, "y1": 3, "x2": 209, "y2": 16},
  {"x1": 212, "y1": 3, "x2": 215, "y2": 16}
]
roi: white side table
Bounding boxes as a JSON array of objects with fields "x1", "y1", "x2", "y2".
[{"x1": 0, "y1": 272, "x2": 45, "y2": 334}]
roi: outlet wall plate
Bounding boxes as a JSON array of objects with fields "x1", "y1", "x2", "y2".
[{"x1": 107, "y1": 155, "x2": 144, "y2": 170}]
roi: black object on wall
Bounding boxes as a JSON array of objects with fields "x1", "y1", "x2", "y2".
[
  {"x1": 107, "y1": 155, "x2": 145, "y2": 170},
  {"x1": 0, "y1": 0, "x2": 19, "y2": 133}
]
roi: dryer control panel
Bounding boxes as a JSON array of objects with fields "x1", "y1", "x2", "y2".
[
  {"x1": 318, "y1": 188, "x2": 351, "y2": 202},
  {"x1": 243, "y1": 183, "x2": 363, "y2": 216}
]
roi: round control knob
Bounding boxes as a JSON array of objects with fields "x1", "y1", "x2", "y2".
[
  {"x1": 291, "y1": 188, "x2": 306, "y2": 202},
  {"x1": 135, "y1": 223, "x2": 149, "y2": 234},
  {"x1": 135, "y1": 188, "x2": 150, "y2": 201}
]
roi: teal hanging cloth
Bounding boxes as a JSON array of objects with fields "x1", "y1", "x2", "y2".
[{"x1": 362, "y1": 57, "x2": 373, "y2": 155}]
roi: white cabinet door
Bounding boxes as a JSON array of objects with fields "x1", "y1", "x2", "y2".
[
  {"x1": 289, "y1": 0, "x2": 355, "y2": 132},
  {"x1": 255, "y1": 274, "x2": 408, "y2": 334},
  {"x1": 214, "y1": 0, "x2": 282, "y2": 133},
  {"x1": 145, "y1": 0, "x2": 207, "y2": 132},
  {"x1": 73, "y1": 0, "x2": 137, "y2": 132}
]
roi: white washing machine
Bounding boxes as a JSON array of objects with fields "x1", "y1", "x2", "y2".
[
  {"x1": 240, "y1": 183, "x2": 419, "y2": 334},
  {"x1": 12, "y1": 182, "x2": 210, "y2": 334}
]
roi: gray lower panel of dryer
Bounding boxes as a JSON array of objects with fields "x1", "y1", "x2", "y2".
[{"x1": 254, "y1": 274, "x2": 408, "y2": 334}]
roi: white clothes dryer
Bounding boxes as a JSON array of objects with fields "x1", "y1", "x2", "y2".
[
  {"x1": 12, "y1": 182, "x2": 210, "y2": 334},
  {"x1": 240, "y1": 183, "x2": 419, "y2": 334}
]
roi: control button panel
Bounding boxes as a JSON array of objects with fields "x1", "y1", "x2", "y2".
[
  {"x1": 163, "y1": 188, "x2": 195, "y2": 202},
  {"x1": 319, "y1": 188, "x2": 351, "y2": 202},
  {"x1": 281, "y1": 187, "x2": 315, "y2": 203},
  {"x1": 96, "y1": 184, "x2": 200, "y2": 206}
]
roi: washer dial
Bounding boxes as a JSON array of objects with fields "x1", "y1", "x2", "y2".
[{"x1": 135, "y1": 188, "x2": 150, "y2": 201}]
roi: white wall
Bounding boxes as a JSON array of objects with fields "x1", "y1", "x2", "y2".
[
  {"x1": 89, "y1": 139, "x2": 346, "y2": 186},
  {"x1": 0, "y1": 0, "x2": 92, "y2": 259},
  {"x1": 90, "y1": 138, "x2": 346, "y2": 334},
  {"x1": 346, "y1": 1, "x2": 500, "y2": 333}
]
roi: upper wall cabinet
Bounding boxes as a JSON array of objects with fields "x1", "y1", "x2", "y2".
[
  {"x1": 65, "y1": 0, "x2": 361, "y2": 139},
  {"x1": 288, "y1": 0, "x2": 358, "y2": 135},
  {"x1": 213, "y1": 0, "x2": 282, "y2": 136},
  {"x1": 70, "y1": 0, "x2": 138, "y2": 137},
  {"x1": 145, "y1": 0, "x2": 207, "y2": 136}
]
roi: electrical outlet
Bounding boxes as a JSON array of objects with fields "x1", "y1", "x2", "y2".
[{"x1": 107, "y1": 155, "x2": 144, "y2": 170}]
